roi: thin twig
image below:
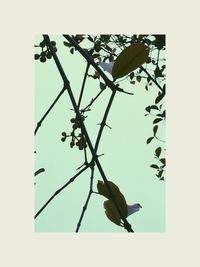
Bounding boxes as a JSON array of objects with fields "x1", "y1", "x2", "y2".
[
  {"x1": 81, "y1": 88, "x2": 105, "y2": 112},
  {"x1": 34, "y1": 86, "x2": 66, "y2": 135},
  {"x1": 76, "y1": 167, "x2": 94, "y2": 232},
  {"x1": 95, "y1": 90, "x2": 116, "y2": 152},
  {"x1": 34, "y1": 165, "x2": 89, "y2": 219},
  {"x1": 78, "y1": 63, "x2": 90, "y2": 109}
]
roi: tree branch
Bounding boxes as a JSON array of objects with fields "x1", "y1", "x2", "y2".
[
  {"x1": 34, "y1": 86, "x2": 66, "y2": 135},
  {"x1": 78, "y1": 62, "x2": 90, "y2": 109},
  {"x1": 141, "y1": 66, "x2": 163, "y2": 92},
  {"x1": 76, "y1": 167, "x2": 94, "y2": 232},
  {"x1": 34, "y1": 165, "x2": 89, "y2": 219}
]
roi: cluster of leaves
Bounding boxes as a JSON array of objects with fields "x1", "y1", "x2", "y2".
[
  {"x1": 150, "y1": 147, "x2": 165, "y2": 181},
  {"x1": 34, "y1": 40, "x2": 57, "y2": 63},
  {"x1": 97, "y1": 180, "x2": 128, "y2": 226},
  {"x1": 61, "y1": 117, "x2": 87, "y2": 150}
]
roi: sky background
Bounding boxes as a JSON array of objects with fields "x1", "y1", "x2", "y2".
[{"x1": 35, "y1": 35, "x2": 165, "y2": 232}]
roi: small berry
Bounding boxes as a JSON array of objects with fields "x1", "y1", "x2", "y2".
[
  {"x1": 61, "y1": 137, "x2": 66, "y2": 142},
  {"x1": 70, "y1": 118, "x2": 76, "y2": 123},
  {"x1": 34, "y1": 54, "x2": 40, "y2": 60},
  {"x1": 61, "y1": 132, "x2": 67, "y2": 136},
  {"x1": 70, "y1": 141, "x2": 74, "y2": 148},
  {"x1": 40, "y1": 56, "x2": 46, "y2": 63},
  {"x1": 39, "y1": 41, "x2": 46, "y2": 48},
  {"x1": 51, "y1": 41, "x2": 56, "y2": 46},
  {"x1": 46, "y1": 51, "x2": 52, "y2": 59},
  {"x1": 73, "y1": 124, "x2": 78, "y2": 130}
]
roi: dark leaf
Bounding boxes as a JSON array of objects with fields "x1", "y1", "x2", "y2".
[
  {"x1": 155, "y1": 90, "x2": 165, "y2": 104},
  {"x1": 160, "y1": 158, "x2": 166, "y2": 165},
  {"x1": 70, "y1": 48, "x2": 74, "y2": 54},
  {"x1": 63, "y1": 41, "x2": 72, "y2": 47},
  {"x1": 100, "y1": 35, "x2": 110, "y2": 42},
  {"x1": 154, "y1": 66, "x2": 164, "y2": 78},
  {"x1": 145, "y1": 84, "x2": 148, "y2": 91},
  {"x1": 92, "y1": 53, "x2": 100, "y2": 58},
  {"x1": 136, "y1": 75, "x2": 141, "y2": 82},
  {"x1": 153, "y1": 125, "x2": 158, "y2": 136},
  {"x1": 145, "y1": 106, "x2": 151, "y2": 113},
  {"x1": 158, "y1": 170, "x2": 164, "y2": 177},
  {"x1": 155, "y1": 147, "x2": 161, "y2": 157},
  {"x1": 130, "y1": 72, "x2": 135, "y2": 80},
  {"x1": 150, "y1": 164, "x2": 159, "y2": 169},
  {"x1": 150, "y1": 105, "x2": 159, "y2": 110},
  {"x1": 153, "y1": 118, "x2": 163, "y2": 124},
  {"x1": 35, "y1": 168, "x2": 45, "y2": 177},
  {"x1": 146, "y1": 137, "x2": 154, "y2": 144},
  {"x1": 112, "y1": 43, "x2": 149, "y2": 80},
  {"x1": 160, "y1": 177, "x2": 165, "y2": 181}
]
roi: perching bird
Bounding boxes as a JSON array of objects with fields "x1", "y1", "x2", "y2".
[{"x1": 97, "y1": 180, "x2": 142, "y2": 226}]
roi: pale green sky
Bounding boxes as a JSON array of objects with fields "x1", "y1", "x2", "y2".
[{"x1": 35, "y1": 35, "x2": 165, "y2": 232}]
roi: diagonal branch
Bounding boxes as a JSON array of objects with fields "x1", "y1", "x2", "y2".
[
  {"x1": 95, "y1": 90, "x2": 116, "y2": 152},
  {"x1": 34, "y1": 165, "x2": 89, "y2": 219},
  {"x1": 35, "y1": 86, "x2": 66, "y2": 135},
  {"x1": 78, "y1": 62, "x2": 90, "y2": 109}
]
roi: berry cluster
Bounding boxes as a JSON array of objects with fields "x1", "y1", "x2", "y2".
[
  {"x1": 34, "y1": 40, "x2": 57, "y2": 63},
  {"x1": 70, "y1": 117, "x2": 81, "y2": 130},
  {"x1": 70, "y1": 133, "x2": 87, "y2": 150},
  {"x1": 61, "y1": 117, "x2": 87, "y2": 150}
]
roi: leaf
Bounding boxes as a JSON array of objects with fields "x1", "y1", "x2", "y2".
[
  {"x1": 155, "y1": 87, "x2": 165, "y2": 104},
  {"x1": 112, "y1": 43, "x2": 149, "y2": 80},
  {"x1": 158, "y1": 170, "x2": 164, "y2": 177},
  {"x1": 153, "y1": 118, "x2": 163, "y2": 124},
  {"x1": 150, "y1": 105, "x2": 159, "y2": 110},
  {"x1": 153, "y1": 125, "x2": 158, "y2": 136},
  {"x1": 146, "y1": 136, "x2": 154, "y2": 144},
  {"x1": 145, "y1": 106, "x2": 151, "y2": 112},
  {"x1": 130, "y1": 72, "x2": 135, "y2": 80},
  {"x1": 155, "y1": 147, "x2": 162, "y2": 157},
  {"x1": 136, "y1": 75, "x2": 141, "y2": 82},
  {"x1": 154, "y1": 66, "x2": 163, "y2": 78},
  {"x1": 160, "y1": 158, "x2": 166, "y2": 165},
  {"x1": 97, "y1": 180, "x2": 128, "y2": 217},
  {"x1": 70, "y1": 47, "x2": 74, "y2": 54},
  {"x1": 92, "y1": 53, "x2": 100, "y2": 58},
  {"x1": 104, "y1": 200, "x2": 121, "y2": 225},
  {"x1": 150, "y1": 164, "x2": 159, "y2": 169}
]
